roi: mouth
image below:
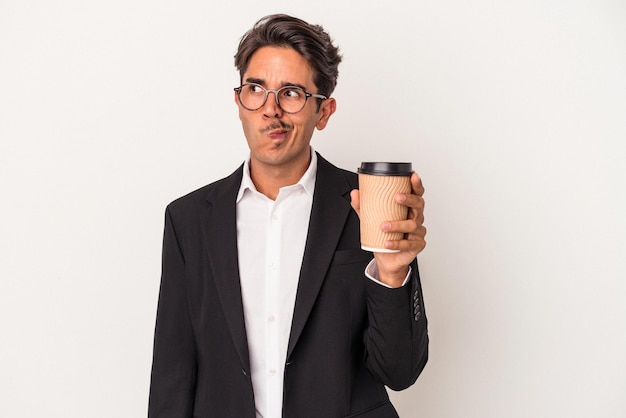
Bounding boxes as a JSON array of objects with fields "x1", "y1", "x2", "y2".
[
  {"x1": 261, "y1": 122, "x2": 292, "y2": 141},
  {"x1": 267, "y1": 129, "x2": 290, "y2": 140}
]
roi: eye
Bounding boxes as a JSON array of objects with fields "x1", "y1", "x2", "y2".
[
  {"x1": 246, "y1": 84, "x2": 265, "y2": 94},
  {"x1": 281, "y1": 87, "x2": 303, "y2": 100}
]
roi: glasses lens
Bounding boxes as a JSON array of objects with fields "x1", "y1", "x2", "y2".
[
  {"x1": 238, "y1": 84, "x2": 266, "y2": 111},
  {"x1": 276, "y1": 87, "x2": 306, "y2": 113},
  {"x1": 238, "y1": 84, "x2": 307, "y2": 113}
]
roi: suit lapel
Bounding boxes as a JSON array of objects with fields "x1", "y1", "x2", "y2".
[
  {"x1": 287, "y1": 154, "x2": 354, "y2": 358},
  {"x1": 200, "y1": 166, "x2": 251, "y2": 372}
]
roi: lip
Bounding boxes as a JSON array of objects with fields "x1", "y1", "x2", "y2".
[{"x1": 267, "y1": 129, "x2": 289, "y2": 140}]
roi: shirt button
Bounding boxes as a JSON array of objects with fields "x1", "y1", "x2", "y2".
[
  {"x1": 268, "y1": 315, "x2": 276, "y2": 322},
  {"x1": 271, "y1": 213, "x2": 278, "y2": 221},
  {"x1": 269, "y1": 369, "x2": 277, "y2": 376}
]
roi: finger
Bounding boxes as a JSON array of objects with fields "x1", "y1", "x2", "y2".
[
  {"x1": 395, "y1": 194, "x2": 425, "y2": 217},
  {"x1": 411, "y1": 207, "x2": 425, "y2": 225},
  {"x1": 384, "y1": 232, "x2": 427, "y2": 253},
  {"x1": 411, "y1": 172, "x2": 424, "y2": 196},
  {"x1": 350, "y1": 189, "x2": 361, "y2": 216},
  {"x1": 407, "y1": 224, "x2": 427, "y2": 241},
  {"x1": 381, "y1": 218, "x2": 422, "y2": 235}
]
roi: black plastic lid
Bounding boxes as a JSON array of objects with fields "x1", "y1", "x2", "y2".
[{"x1": 357, "y1": 162, "x2": 413, "y2": 176}]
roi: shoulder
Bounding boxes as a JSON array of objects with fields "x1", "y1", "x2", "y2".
[
  {"x1": 165, "y1": 164, "x2": 244, "y2": 215},
  {"x1": 315, "y1": 152, "x2": 358, "y2": 191}
]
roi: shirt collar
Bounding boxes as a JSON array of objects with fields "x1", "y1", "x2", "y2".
[{"x1": 236, "y1": 147, "x2": 317, "y2": 203}]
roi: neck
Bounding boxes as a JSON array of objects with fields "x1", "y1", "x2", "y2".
[{"x1": 249, "y1": 158, "x2": 310, "y2": 201}]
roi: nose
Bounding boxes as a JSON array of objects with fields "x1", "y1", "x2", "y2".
[{"x1": 262, "y1": 90, "x2": 283, "y2": 118}]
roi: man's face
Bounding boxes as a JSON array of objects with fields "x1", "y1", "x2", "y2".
[{"x1": 235, "y1": 46, "x2": 335, "y2": 177}]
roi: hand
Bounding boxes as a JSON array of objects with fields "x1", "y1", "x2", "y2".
[{"x1": 350, "y1": 172, "x2": 427, "y2": 287}]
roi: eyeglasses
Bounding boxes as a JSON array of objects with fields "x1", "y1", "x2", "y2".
[{"x1": 234, "y1": 83, "x2": 327, "y2": 114}]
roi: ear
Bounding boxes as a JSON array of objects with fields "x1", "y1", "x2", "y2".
[
  {"x1": 316, "y1": 98, "x2": 336, "y2": 130},
  {"x1": 235, "y1": 91, "x2": 244, "y2": 121}
]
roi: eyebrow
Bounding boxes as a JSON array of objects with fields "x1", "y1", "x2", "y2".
[{"x1": 244, "y1": 77, "x2": 309, "y2": 91}]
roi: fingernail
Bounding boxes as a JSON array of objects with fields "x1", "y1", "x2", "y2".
[
  {"x1": 382, "y1": 222, "x2": 391, "y2": 231},
  {"x1": 396, "y1": 194, "x2": 406, "y2": 203}
]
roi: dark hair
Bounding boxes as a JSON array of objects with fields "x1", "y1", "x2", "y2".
[{"x1": 234, "y1": 14, "x2": 342, "y2": 97}]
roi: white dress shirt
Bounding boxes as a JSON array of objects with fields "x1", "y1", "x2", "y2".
[{"x1": 236, "y1": 151, "x2": 317, "y2": 418}]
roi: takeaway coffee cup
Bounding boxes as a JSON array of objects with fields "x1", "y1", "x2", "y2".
[{"x1": 357, "y1": 162, "x2": 413, "y2": 253}]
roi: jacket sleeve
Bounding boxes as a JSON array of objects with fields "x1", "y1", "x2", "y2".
[
  {"x1": 363, "y1": 258, "x2": 429, "y2": 391},
  {"x1": 148, "y1": 206, "x2": 197, "y2": 417}
]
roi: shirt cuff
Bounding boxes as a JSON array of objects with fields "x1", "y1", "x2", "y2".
[{"x1": 364, "y1": 259, "x2": 412, "y2": 288}]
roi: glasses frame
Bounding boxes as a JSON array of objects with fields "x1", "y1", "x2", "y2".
[{"x1": 234, "y1": 83, "x2": 327, "y2": 114}]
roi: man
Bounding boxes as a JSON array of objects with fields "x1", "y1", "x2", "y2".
[{"x1": 149, "y1": 14, "x2": 428, "y2": 418}]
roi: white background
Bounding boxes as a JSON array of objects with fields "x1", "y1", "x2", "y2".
[{"x1": 1, "y1": 1, "x2": 625, "y2": 417}]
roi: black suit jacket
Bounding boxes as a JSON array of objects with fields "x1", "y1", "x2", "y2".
[{"x1": 148, "y1": 153, "x2": 428, "y2": 417}]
